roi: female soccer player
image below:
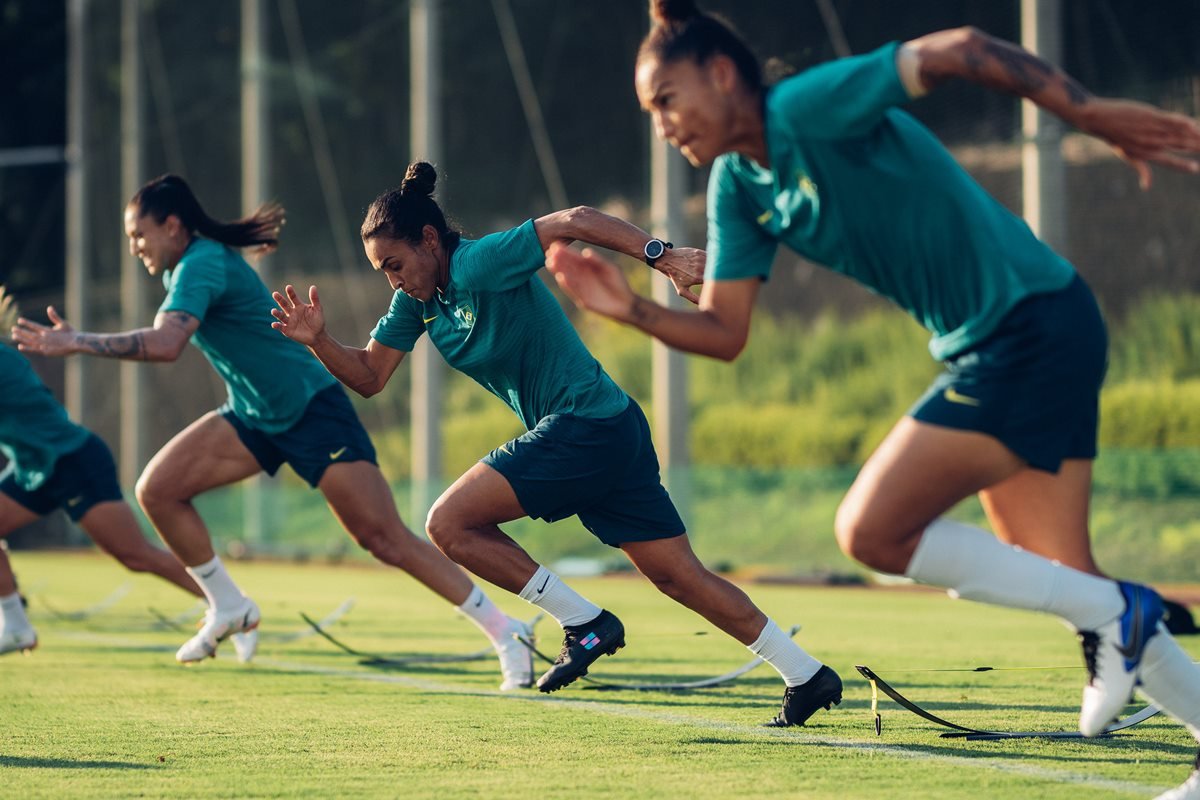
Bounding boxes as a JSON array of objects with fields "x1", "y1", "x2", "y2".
[
  {"x1": 545, "y1": 0, "x2": 1200, "y2": 784},
  {"x1": 0, "y1": 294, "x2": 202, "y2": 655},
  {"x1": 12, "y1": 175, "x2": 532, "y2": 688},
  {"x1": 269, "y1": 161, "x2": 843, "y2": 726}
]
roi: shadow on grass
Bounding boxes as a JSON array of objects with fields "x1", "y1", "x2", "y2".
[{"x1": 0, "y1": 755, "x2": 154, "y2": 770}]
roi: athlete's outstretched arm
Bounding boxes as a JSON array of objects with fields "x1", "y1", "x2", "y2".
[
  {"x1": 11, "y1": 307, "x2": 196, "y2": 361},
  {"x1": 546, "y1": 244, "x2": 758, "y2": 361},
  {"x1": 271, "y1": 284, "x2": 405, "y2": 398},
  {"x1": 532, "y1": 206, "x2": 704, "y2": 304},
  {"x1": 904, "y1": 27, "x2": 1200, "y2": 188}
]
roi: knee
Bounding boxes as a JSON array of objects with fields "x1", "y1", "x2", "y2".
[
  {"x1": 113, "y1": 547, "x2": 156, "y2": 574},
  {"x1": 348, "y1": 513, "x2": 401, "y2": 559},
  {"x1": 640, "y1": 563, "x2": 699, "y2": 603},
  {"x1": 834, "y1": 502, "x2": 918, "y2": 575},
  {"x1": 424, "y1": 502, "x2": 467, "y2": 564},
  {"x1": 134, "y1": 471, "x2": 176, "y2": 517},
  {"x1": 834, "y1": 502, "x2": 887, "y2": 570}
]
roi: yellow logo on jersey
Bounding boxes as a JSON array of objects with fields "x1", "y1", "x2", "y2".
[
  {"x1": 798, "y1": 173, "x2": 818, "y2": 199},
  {"x1": 943, "y1": 388, "x2": 981, "y2": 407},
  {"x1": 329, "y1": 446, "x2": 348, "y2": 460},
  {"x1": 757, "y1": 209, "x2": 774, "y2": 225},
  {"x1": 423, "y1": 314, "x2": 438, "y2": 324}
]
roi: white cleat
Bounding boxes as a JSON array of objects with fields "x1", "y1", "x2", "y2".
[
  {"x1": 230, "y1": 629, "x2": 259, "y2": 664},
  {"x1": 176, "y1": 597, "x2": 260, "y2": 664},
  {"x1": 1155, "y1": 753, "x2": 1200, "y2": 800},
  {"x1": 1079, "y1": 581, "x2": 1164, "y2": 737},
  {"x1": 0, "y1": 624, "x2": 37, "y2": 656},
  {"x1": 497, "y1": 618, "x2": 534, "y2": 691}
]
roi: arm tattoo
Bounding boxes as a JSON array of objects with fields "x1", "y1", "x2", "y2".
[
  {"x1": 970, "y1": 38, "x2": 1093, "y2": 106},
  {"x1": 161, "y1": 311, "x2": 197, "y2": 332},
  {"x1": 75, "y1": 332, "x2": 147, "y2": 360},
  {"x1": 630, "y1": 296, "x2": 659, "y2": 328}
]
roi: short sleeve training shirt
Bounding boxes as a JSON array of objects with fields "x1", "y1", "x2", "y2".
[
  {"x1": 706, "y1": 41, "x2": 1076, "y2": 360},
  {"x1": 160, "y1": 239, "x2": 336, "y2": 432},
  {"x1": 370, "y1": 220, "x2": 628, "y2": 429},
  {"x1": 0, "y1": 344, "x2": 91, "y2": 490}
]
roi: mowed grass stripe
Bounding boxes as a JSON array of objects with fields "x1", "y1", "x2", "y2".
[{"x1": 57, "y1": 630, "x2": 1170, "y2": 797}]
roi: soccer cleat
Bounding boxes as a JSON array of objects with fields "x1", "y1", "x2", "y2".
[
  {"x1": 0, "y1": 623, "x2": 37, "y2": 656},
  {"x1": 1154, "y1": 750, "x2": 1200, "y2": 800},
  {"x1": 176, "y1": 597, "x2": 261, "y2": 663},
  {"x1": 496, "y1": 618, "x2": 534, "y2": 691},
  {"x1": 230, "y1": 629, "x2": 259, "y2": 664},
  {"x1": 537, "y1": 609, "x2": 625, "y2": 693},
  {"x1": 763, "y1": 665, "x2": 844, "y2": 727},
  {"x1": 1079, "y1": 580, "x2": 1164, "y2": 736}
]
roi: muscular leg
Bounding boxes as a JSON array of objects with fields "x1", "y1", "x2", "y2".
[
  {"x1": 620, "y1": 535, "x2": 765, "y2": 644},
  {"x1": 979, "y1": 459, "x2": 1101, "y2": 574},
  {"x1": 835, "y1": 418, "x2": 1024, "y2": 573},
  {"x1": 0, "y1": 492, "x2": 40, "y2": 596},
  {"x1": 424, "y1": 462, "x2": 541, "y2": 594},
  {"x1": 135, "y1": 412, "x2": 262, "y2": 567},
  {"x1": 78, "y1": 500, "x2": 202, "y2": 597},
  {"x1": 318, "y1": 460, "x2": 474, "y2": 605}
]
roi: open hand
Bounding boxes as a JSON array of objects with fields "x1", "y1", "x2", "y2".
[
  {"x1": 1076, "y1": 98, "x2": 1200, "y2": 189},
  {"x1": 271, "y1": 285, "x2": 327, "y2": 346},
  {"x1": 546, "y1": 244, "x2": 640, "y2": 323},
  {"x1": 12, "y1": 306, "x2": 78, "y2": 356}
]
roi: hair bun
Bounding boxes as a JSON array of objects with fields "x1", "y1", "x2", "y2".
[
  {"x1": 401, "y1": 162, "x2": 437, "y2": 197},
  {"x1": 650, "y1": 0, "x2": 699, "y2": 25}
]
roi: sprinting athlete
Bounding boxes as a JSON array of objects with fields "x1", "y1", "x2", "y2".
[
  {"x1": 546, "y1": 1, "x2": 1200, "y2": 788},
  {"x1": 12, "y1": 175, "x2": 532, "y2": 688},
  {"x1": 270, "y1": 160, "x2": 843, "y2": 726},
  {"x1": 0, "y1": 292, "x2": 203, "y2": 654}
]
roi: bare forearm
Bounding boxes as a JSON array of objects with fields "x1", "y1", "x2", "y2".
[
  {"x1": 70, "y1": 328, "x2": 171, "y2": 361},
  {"x1": 915, "y1": 27, "x2": 1091, "y2": 119},
  {"x1": 541, "y1": 207, "x2": 654, "y2": 260},
  {"x1": 308, "y1": 332, "x2": 384, "y2": 397},
  {"x1": 625, "y1": 296, "x2": 745, "y2": 361}
]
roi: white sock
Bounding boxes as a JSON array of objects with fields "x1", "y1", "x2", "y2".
[
  {"x1": 517, "y1": 566, "x2": 601, "y2": 628},
  {"x1": 1137, "y1": 623, "x2": 1200, "y2": 741},
  {"x1": 456, "y1": 585, "x2": 514, "y2": 642},
  {"x1": 0, "y1": 591, "x2": 31, "y2": 630},
  {"x1": 748, "y1": 618, "x2": 822, "y2": 686},
  {"x1": 186, "y1": 555, "x2": 245, "y2": 614},
  {"x1": 905, "y1": 518, "x2": 1124, "y2": 631}
]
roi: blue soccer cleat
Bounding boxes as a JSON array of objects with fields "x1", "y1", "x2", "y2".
[{"x1": 1079, "y1": 581, "x2": 1164, "y2": 736}]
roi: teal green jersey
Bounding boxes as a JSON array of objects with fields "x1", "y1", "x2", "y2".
[
  {"x1": 706, "y1": 41, "x2": 1076, "y2": 360},
  {"x1": 0, "y1": 343, "x2": 91, "y2": 490},
  {"x1": 370, "y1": 220, "x2": 629, "y2": 429},
  {"x1": 160, "y1": 239, "x2": 336, "y2": 433}
]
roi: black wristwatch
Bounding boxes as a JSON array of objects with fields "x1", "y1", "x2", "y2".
[{"x1": 643, "y1": 238, "x2": 673, "y2": 267}]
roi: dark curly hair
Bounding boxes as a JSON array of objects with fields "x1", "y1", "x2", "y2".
[{"x1": 360, "y1": 161, "x2": 461, "y2": 252}]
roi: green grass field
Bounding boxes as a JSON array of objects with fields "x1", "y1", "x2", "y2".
[{"x1": 3, "y1": 552, "x2": 1198, "y2": 799}]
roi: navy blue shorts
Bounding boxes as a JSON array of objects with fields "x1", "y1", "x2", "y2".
[
  {"x1": 0, "y1": 433, "x2": 124, "y2": 521},
  {"x1": 222, "y1": 384, "x2": 377, "y2": 487},
  {"x1": 910, "y1": 275, "x2": 1107, "y2": 473},
  {"x1": 482, "y1": 399, "x2": 686, "y2": 547}
]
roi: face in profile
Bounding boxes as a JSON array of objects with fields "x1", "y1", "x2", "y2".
[
  {"x1": 364, "y1": 231, "x2": 443, "y2": 302},
  {"x1": 124, "y1": 206, "x2": 188, "y2": 276}
]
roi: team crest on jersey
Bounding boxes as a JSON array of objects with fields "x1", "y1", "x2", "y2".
[{"x1": 453, "y1": 304, "x2": 475, "y2": 329}]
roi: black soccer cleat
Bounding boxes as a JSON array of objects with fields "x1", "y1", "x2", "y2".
[
  {"x1": 537, "y1": 609, "x2": 625, "y2": 693},
  {"x1": 764, "y1": 665, "x2": 843, "y2": 727}
]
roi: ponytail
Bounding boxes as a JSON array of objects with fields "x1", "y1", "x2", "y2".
[{"x1": 129, "y1": 174, "x2": 284, "y2": 249}]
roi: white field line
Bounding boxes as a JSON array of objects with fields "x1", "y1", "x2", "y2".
[{"x1": 58, "y1": 630, "x2": 1174, "y2": 797}]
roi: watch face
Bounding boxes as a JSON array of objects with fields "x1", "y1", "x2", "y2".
[{"x1": 645, "y1": 240, "x2": 665, "y2": 260}]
